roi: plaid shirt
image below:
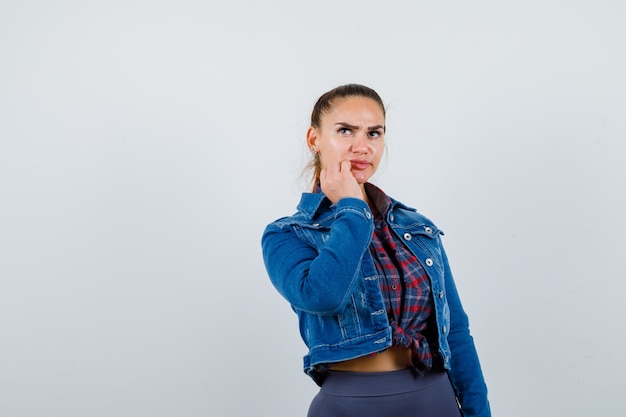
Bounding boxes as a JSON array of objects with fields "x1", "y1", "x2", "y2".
[{"x1": 367, "y1": 185, "x2": 437, "y2": 372}]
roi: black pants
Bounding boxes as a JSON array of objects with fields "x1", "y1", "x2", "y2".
[{"x1": 307, "y1": 368, "x2": 461, "y2": 417}]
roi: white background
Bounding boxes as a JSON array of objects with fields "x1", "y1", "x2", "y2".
[{"x1": 1, "y1": 1, "x2": 625, "y2": 416}]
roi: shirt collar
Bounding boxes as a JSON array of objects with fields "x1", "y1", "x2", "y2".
[{"x1": 364, "y1": 182, "x2": 391, "y2": 217}]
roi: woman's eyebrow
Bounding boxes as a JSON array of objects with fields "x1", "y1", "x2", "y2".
[
  {"x1": 335, "y1": 122, "x2": 359, "y2": 129},
  {"x1": 335, "y1": 122, "x2": 385, "y2": 131}
]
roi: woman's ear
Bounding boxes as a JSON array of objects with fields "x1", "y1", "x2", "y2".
[{"x1": 306, "y1": 126, "x2": 318, "y2": 150}]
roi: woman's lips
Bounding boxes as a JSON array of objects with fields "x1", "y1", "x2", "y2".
[{"x1": 350, "y1": 160, "x2": 371, "y2": 170}]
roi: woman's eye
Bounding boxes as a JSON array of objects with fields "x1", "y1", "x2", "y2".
[{"x1": 338, "y1": 128, "x2": 351, "y2": 135}]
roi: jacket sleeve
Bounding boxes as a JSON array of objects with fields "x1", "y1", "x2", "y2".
[
  {"x1": 441, "y1": 245, "x2": 491, "y2": 417},
  {"x1": 261, "y1": 198, "x2": 374, "y2": 315}
]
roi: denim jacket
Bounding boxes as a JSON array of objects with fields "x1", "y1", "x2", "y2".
[{"x1": 262, "y1": 186, "x2": 490, "y2": 417}]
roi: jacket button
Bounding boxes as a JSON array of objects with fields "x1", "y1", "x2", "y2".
[
  {"x1": 424, "y1": 226, "x2": 433, "y2": 234},
  {"x1": 389, "y1": 214, "x2": 394, "y2": 222},
  {"x1": 365, "y1": 211, "x2": 372, "y2": 219},
  {"x1": 403, "y1": 233, "x2": 412, "y2": 241},
  {"x1": 442, "y1": 325, "x2": 447, "y2": 334},
  {"x1": 425, "y1": 258, "x2": 433, "y2": 266},
  {"x1": 438, "y1": 290, "x2": 444, "y2": 299}
]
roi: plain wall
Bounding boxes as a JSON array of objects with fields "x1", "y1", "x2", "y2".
[{"x1": 1, "y1": 1, "x2": 625, "y2": 416}]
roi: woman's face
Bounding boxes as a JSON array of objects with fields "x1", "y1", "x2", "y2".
[{"x1": 307, "y1": 96, "x2": 385, "y2": 185}]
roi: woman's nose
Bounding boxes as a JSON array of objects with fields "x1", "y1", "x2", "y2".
[{"x1": 351, "y1": 134, "x2": 368, "y2": 152}]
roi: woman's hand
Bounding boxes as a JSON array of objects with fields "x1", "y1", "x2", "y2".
[{"x1": 320, "y1": 160, "x2": 363, "y2": 204}]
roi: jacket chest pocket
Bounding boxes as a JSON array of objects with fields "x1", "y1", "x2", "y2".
[{"x1": 398, "y1": 227, "x2": 445, "y2": 274}]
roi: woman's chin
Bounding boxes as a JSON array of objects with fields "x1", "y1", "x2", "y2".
[{"x1": 352, "y1": 171, "x2": 371, "y2": 184}]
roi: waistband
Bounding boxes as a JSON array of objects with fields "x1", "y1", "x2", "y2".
[{"x1": 320, "y1": 368, "x2": 448, "y2": 397}]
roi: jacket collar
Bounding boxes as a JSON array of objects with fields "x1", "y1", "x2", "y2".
[
  {"x1": 296, "y1": 183, "x2": 416, "y2": 220},
  {"x1": 296, "y1": 192, "x2": 331, "y2": 220}
]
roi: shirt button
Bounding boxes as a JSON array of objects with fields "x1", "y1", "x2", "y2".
[
  {"x1": 403, "y1": 233, "x2": 412, "y2": 241},
  {"x1": 392, "y1": 284, "x2": 397, "y2": 290},
  {"x1": 424, "y1": 226, "x2": 433, "y2": 234},
  {"x1": 425, "y1": 258, "x2": 433, "y2": 266}
]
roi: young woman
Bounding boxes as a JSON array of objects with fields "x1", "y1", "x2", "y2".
[{"x1": 262, "y1": 84, "x2": 490, "y2": 417}]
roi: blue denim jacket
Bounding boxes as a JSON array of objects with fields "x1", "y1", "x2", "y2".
[{"x1": 262, "y1": 187, "x2": 490, "y2": 417}]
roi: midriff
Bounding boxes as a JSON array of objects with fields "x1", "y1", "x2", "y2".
[{"x1": 329, "y1": 346, "x2": 413, "y2": 372}]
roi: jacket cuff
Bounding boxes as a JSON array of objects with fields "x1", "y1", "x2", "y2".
[{"x1": 335, "y1": 197, "x2": 373, "y2": 220}]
